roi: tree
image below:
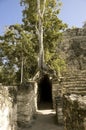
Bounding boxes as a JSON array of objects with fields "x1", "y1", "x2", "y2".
[
  {"x1": 36, "y1": 0, "x2": 46, "y2": 70},
  {"x1": 0, "y1": 24, "x2": 37, "y2": 84},
  {"x1": 0, "y1": 0, "x2": 67, "y2": 84},
  {"x1": 20, "y1": 0, "x2": 67, "y2": 75}
]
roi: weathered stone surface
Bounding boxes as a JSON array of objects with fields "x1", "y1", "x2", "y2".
[
  {"x1": 61, "y1": 70, "x2": 86, "y2": 95},
  {"x1": 17, "y1": 82, "x2": 37, "y2": 128},
  {"x1": 0, "y1": 82, "x2": 37, "y2": 130},
  {"x1": 0, "y1": 85, "x2": 17, "y2": 130},
  {"x1": 63, "y1": 94, "x2": 86, "y2": 130},
  {"x1": 55, "y1": 96, "x2": 63, "y2": 125},
  {"x1": 52, "y1": 82, "x2": 60, "y2": 108}
]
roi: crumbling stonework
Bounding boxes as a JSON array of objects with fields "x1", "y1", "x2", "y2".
[
  {"x1": 52, "y1": 82, "x2": 60, "y2": 108},
  {"x1": 17, "y1": 81, "x2": 37, "y2": 128},
  {"x1": 0, "y1": 82, "x2": 37, "y2": 130},
  {"x1": 61, "y1": 70, "x2": 86, "y2": 95},
  {"x1": 55, "y1": 28, "x2": 86, "y2": 127},
  {"x1": 55, "y1": 71, "x2": 86, "y2": 126},
  {"x1": 63, "y1": 94, "x2": 86, "y2": 130},
  {"x1": 0, "y1": 85, "x2": 17, "y2": 130},
  {"x1": 52, "y1": 78, "x2": 64, "y2": 107}
]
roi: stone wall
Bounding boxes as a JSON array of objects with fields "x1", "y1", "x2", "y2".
[
  {"x1": 0, "y1": 81, "x2": 37, "y2": 130},
  {"x1": 52, "y1": 81, "x2": 62, "y2": 109},
  {"x1": 0, "y1": 85, "x2": 17, "y2": 130},
  {"x1": 63, "y1": 94, "x2": 86, "y2": 130},
  {"x1": 17, "y1": 81, "x2": 37, "y2": 128}
]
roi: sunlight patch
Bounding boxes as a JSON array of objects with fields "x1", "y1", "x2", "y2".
[{"x1": 37, "y1": 109, "x2": 55, "y2": 115}]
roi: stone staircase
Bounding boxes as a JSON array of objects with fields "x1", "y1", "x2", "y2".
[
  {"x1": 54, "y1": 70, "x2": 86, "y2": 125},
  {"x1": 61, "y1": 70, "x2": 86, "y2": 95}
]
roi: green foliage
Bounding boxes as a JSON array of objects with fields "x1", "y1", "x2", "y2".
[
  {"x1": 20, "y1": 0, "x2": 67, "y2": 74},
  {"x1": 0, "y1": 0, "x2": 67, "y2": 84},
  {"x1": 0, "y1": 24, "x2": 37, "y2": 84},
  {"x1": 51, "y1": 58, "x2": 66, "y2": 74},
  {"x1": 45, "y1": 50, "x2": 66, "y2": 75}
]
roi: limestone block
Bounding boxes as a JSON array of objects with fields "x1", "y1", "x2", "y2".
[
  {"x1": 63, "y1": 94, "x2": 86, "y2": 130},
  {"x1": 0, "y1": 85, "x2": 17, "y2": 130},
  {"x1": 17, "y1": 82, "x2": 36, "y2": 128}
]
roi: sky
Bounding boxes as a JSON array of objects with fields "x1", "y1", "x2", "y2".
[
  {"x1": 59, "y1": 0, "x2": 86, "y2": 28},
  {"x1": 0, "y1": 0, "x2": 86, "y2": 34},
  {"x1": 0, "y1": 0, "x2": 23, "y2": 34}
]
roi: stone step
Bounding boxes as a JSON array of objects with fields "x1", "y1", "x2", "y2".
[
  {"x1": 62, "y1": 80, "x2": 86, "y2": 85},
  {"x1": 67, "y1": 91, "x2": 86, "y2": 95},
  {"x1": 63, "y1": 84, "x2": 86, "y2": 88},
  {"x1": 62, "y1": 77, "x2": 86, "y2": 82},
  {"x1": 62, "y1": 84, "x2": 86, "y2": 87},
  {"x1": 61, "y1": 70, "x2": 86, "y2": 96},
  {"x1": 62, "y1": 81, "x2": 86, "y2": 85},
  {"x1": 63, "y1": 86, "x2": 86, "y2": 95},
  {"x1": 63, "y1": 74, "x2": 86, "y2": 77},
  {"x1": 62, "y1": 71, "x2": 86, "y2": 77},
  {"x1": 68, "y1": 88, "x2": 86, "y2": 91},
  {"x1": 63, "y1": 86, "x2": 86, "y2": 89},
  {"x1": 63, "y1": 89, "x2": 86, "y2": 95}
]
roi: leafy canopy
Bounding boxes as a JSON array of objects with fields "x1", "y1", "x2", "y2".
[
  {"x1": 20, "y1": 0, "x2": 67, "y2": 74},
  {"x1": 0, "y1": 0, "x2": 67, "y2": 84}
]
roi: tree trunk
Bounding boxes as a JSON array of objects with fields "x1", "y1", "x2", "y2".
[
  {"x1": 21, "y1": 48, "x2": 24, "y2": 84},
  {"x1": 37, "y1": 0, "x2": 46, "y2": 71}
]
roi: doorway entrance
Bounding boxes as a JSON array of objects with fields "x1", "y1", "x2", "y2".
[{"x1": 38, "y1": 74, "x2": 53, "y2": 109}]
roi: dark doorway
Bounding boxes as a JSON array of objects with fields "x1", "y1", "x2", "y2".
[{"x1": 38, "y1": 74, "x2": 53, "y2": 109}]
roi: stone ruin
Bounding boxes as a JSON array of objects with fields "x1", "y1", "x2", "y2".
[
  {"x1": 0, "y1": 27, "x2": 86, "y2": 130},
  {"x1": 0, "y1": 85, "x2": 17, "y2": 130},
  {"x1": 55, "y1": 27, "x2": 86, "y2": 129},
  {"x1": 0, "y1": 82, "x2": 37, "y2": 130},
  {"x1": 63, "y1": 94, "x2": 86, "y2": 130},
  {"x1": 61, "y1": 70, "x2": 86, "y2": 130},
  {"x1": 0, "y1": 75, "x2": 59, "y2": 130}
]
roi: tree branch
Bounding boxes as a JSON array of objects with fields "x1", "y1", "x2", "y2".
[{"x1": 41, "y1": 0, "x2": 46, "y2": 18}]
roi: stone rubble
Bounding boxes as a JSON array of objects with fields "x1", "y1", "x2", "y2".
[{"x1": 63, "y1": 94, "x2": 86, "y2": 130}]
